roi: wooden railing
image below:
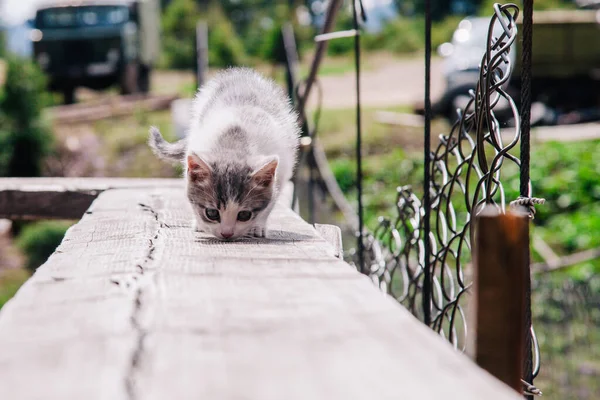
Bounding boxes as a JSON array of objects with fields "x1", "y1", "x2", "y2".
[{"x1": 0, "y1": 178, "x2": 522, "y2": 399}]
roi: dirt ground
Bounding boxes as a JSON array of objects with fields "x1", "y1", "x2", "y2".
[
  {"x1": 117, "y1": 55, "x2": 446, "y2": 110},
  {"x1": 305, "y1": 56, "x2": 445, "y2": 110}
]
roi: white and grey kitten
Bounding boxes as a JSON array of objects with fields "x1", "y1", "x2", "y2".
[{"x1": 149, "y1": 67, "x2": 300, "y2": 240}]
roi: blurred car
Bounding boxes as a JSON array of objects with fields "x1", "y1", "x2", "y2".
[
  {"x1": 433, "y1": 16, "x2": 515, "y2": 120},
  {"x1": 432, "y1": 9, "x2": 600, "y2": 125},
  {"x1": 31, "y1": 0, "x2": 161, "y2": 104}
]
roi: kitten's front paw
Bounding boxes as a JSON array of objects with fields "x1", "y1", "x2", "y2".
[{"x1": 250, "y1": 226, "x2": 266, "y2": 238}]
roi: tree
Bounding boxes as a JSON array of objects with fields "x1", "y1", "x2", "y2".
[
  {"x1": 161, "y1": 0, "x2": 246, "y2": 69},
  {"x1": 0, "y1": 57, "x2": 53, "y2": 177}
]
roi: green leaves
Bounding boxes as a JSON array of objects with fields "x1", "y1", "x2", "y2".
[
  {"x1": 0, "y1": 56, "x2": 54, "y2": 177},
  {"x1": 16, "y1": 221, "x2": 72, "y2": 272}
]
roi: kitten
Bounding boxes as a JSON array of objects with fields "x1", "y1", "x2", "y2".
[{"x1": 149, "y1": 67, "x2": 300, "y2": 240}]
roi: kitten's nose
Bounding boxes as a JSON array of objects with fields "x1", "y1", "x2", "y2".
[{"x1": 221, "y1": 232, "x2": 233, "y2": 239}]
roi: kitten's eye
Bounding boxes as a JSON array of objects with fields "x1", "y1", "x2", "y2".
[
  {"x1": 205, "y1": 208, "x2": 220, "y2": 221},
  {"x1": 237, "y1": 211, "x2": 252, "y2": 222}
]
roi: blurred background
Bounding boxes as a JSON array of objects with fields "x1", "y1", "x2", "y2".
[{"x1": 0, "y1": 1, "x2": 598, "y2": 399}]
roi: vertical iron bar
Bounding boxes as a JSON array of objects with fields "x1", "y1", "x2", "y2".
[
  {"x1": 422, "y1": 0, "x2": 432, "y2": 326},
  {"x1": 352, "y1": 0, "x2": 365, "y2": 273},
  {"x1": 282, "y1": 23, "x2": 299, "y2": 104},
  {"x1": 520, "y1": 0, "x2": 534, "y2": 397}
]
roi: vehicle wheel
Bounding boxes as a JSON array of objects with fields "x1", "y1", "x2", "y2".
[
  {"x1": 120, "y1": 63, "x2": 139, "y2": 95},
  {"x1": 137, "y1": 64, "x2": 151, "y2": 94},
  {"x1": 63, "y1": 87, "x2": 76, "y2": 105}
]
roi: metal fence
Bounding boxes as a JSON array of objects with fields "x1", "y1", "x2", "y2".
[{"x1": 285, "y1": 0, "x2": 542, "y2": 396}]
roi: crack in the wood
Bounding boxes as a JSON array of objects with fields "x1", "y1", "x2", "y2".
[
  {"x1": 125, "y1": 287, "x2": 147, "y2": 400},
  {"x1": 125, "y1": 201, "x2": 162, "y2": 400}
]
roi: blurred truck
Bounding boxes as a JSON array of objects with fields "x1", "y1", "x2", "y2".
[
  {"x1": 31, "y1": 0, "x2": 161, "y2": 103},
  {"x1": 433, "y1": 9, "x2": 600, "y2": 125}
]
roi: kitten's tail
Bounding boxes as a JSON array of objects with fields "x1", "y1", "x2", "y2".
[{"x1": 148, "y1": 126, "x2": 187, "y2": 164}]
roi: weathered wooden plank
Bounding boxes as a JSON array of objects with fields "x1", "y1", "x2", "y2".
[
  {"x1": 0, "y1": 187, "x2": 521, "y2": 400},
  {"x1": 49, "y1": 94, "x2": 179, "y2": 125},
  {"x1": 314, "y1": 223, "x2": 343, "y2": 259},
  {"x1": 0, "y1": 177, "x2": 182, "y2": 219}
]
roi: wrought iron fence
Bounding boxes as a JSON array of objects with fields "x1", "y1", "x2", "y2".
[
  {"x1": 359, "y1": 1, "x2": 525, "y2": 345},
  {"x1": 285, "y1": 0, "x2": 542, "y2": 396}
]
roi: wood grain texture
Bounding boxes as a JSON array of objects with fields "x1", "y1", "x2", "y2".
[
  {"x1": 50, "y1": 94, "x2": 179, "y2": 125},
  {"x1": 0, "y1": 187, "x2": 521, "y2": 400},
  {"x1": 314, "y1": 223, "x2": 343, "y2": 259}
]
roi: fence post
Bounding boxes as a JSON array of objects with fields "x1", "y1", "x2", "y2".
[
  {"x1": 470, "y1": 206, "x2": 529, "y2": 393},
  {"x1": 196, "y1": 20, "x2": 209, "y2": 88}
]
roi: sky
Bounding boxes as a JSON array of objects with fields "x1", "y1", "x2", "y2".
[{"x1": 1, "y1": 0, "x2": 45, "y2": 25}]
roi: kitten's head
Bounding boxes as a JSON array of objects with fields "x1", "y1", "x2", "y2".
[{"x1": 186, "y1": 152, "x2": 278, "y2": 240}]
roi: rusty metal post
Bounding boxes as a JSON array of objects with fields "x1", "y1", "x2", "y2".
[{"x1": 470, "y1": 206, "x2": 529, "y2": 394}]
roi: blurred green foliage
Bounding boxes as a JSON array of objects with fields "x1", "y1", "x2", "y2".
[
  {"x1": 502, "y1": 140, "x2": 600, "y2": 270},
  {"x1": 16, "y1": 221, "x2": 72, "y2": 272},
  {"x1": 0, "y1": 269, "x2": 30, "y2": 311},
  {"x1": 329, "y1": 10, "x2": 462, "y2": 56},
  {"x1": 0, "y1": 57, "x2": 53, "y2": 177},
  {"x1": 0, "y1": 31, "x2": 5, "y2": 58},
  {"x1": 478, "y1": 0, "x2": 576, "y2": 14},
  {"x1": 160, "y1": 1, "x2": 313, "y2": 70},
  {"x1": 160, "y1": 0, "x2": 246, "y2": 69},
  {"x1": 533, "y1": 273, "x2": 600, "y2": 399},
  {"x1": 158, "y1": 0, "x2": 582, "y2": 69},
  {"x1": 325, "y1": 107, "x2": 600, "y2": 277}
]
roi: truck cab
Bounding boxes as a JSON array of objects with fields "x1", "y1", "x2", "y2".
[{"x1": 31, "y1": 0, "x2": 160, "y2": 103}]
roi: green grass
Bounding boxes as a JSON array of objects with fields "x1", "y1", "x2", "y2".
[
  {"x1": 0, "y1": 269, "x2": 30, "y2": 311},
  {"x1": 532, "y1": 273, "x2": 600, "y2": 399},
  {"x1": 94, "y1": 110, "x2": 181, "y2": 178},
  {"x1": 313, "y1": 105, "x2": 432, "y2": 157}
]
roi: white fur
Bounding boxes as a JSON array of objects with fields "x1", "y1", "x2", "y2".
[
  {"x1": 187, "y1": 68, "x2": 300, "y2": 193},
  {"x1": 186, "y1": 67, "x2": 300, "y2": 238}
]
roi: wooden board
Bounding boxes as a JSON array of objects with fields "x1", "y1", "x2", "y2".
[
  {"x1": 0, "y1": 186, "x2": 521, "y2": 400},
  {"x1": 0, "y1": 178, "x2": 182, "y2": 220},
  {"x1": 49, "y1": 94, "x2": 179, "y2": 125}
]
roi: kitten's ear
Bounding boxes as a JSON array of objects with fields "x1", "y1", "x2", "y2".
[
  {"x1": 251, "y1": 156, "x2": 279, "y2": 188},
  {"x1": 187, "y1": 153, "x2": 212, "y2": 184}
]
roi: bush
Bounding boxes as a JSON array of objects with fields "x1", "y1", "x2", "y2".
[
  {"x1": 16, "y1": 221, "x2": 71, "y2": 272},
  {"x1": 478, "y1": 0, "x2": 576, "y2": 14},
  {"x1": 0, "y1": 56, "x2": 53, "y2": 177},
  {"x1": 207, "y1": 7, "x2": 247, "y2": 68},
  {"x1": 161, "y1": 0, "x2": 246, "y2": 69},
  {"x1": 327, "y1": 11, "x2": 356, "y2": 56},
  {"x1": 379, "y1": 18, "x2": 424, "y2": 54},
  {"x1": 362, "y1": 16, "x2": 461, "y2": 55},
  {"x1": 331, "y1": 157, "x2": 356, "y2": 193},
  {"x1": 0, "y1": 31, "x2": 5, "y2": 58},
  {"x1": 160, "y1": 0, "x2": 200, "y2": 69}
]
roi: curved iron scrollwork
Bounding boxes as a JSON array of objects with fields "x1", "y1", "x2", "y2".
[{"x1": 354, "y1": 3, "x2": 541, "y2": 367}]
